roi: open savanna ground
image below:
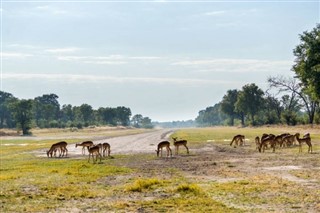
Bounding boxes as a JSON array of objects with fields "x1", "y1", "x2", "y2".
[{"x1": 0, "y1": 126, "x2": 319, "y2": 212}]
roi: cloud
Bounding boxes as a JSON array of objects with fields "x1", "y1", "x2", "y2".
[
  {"x1": 3, "y1": 73, "x2": 236, "y2": 86},
  {"x1": 2, "y1": 52, "x2": 33, "y2": 59},
  {"x1": 56, "y1": 54, "x2": 162, "y2": 65},
  {"x1": 203, "y1": 10, "x2": 226, "y2": 16},
  {"x1": 35, "y1": 5, "x2": 68, "y2": 15},
  {"x1": 45, "y1": 47, "x2": 80, "y2": 53},
  {"x1": 172, "y1": 58, "x2": 293, "y2": 73}
]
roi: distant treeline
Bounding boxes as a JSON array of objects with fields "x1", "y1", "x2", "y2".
[
  {"x1": 196, "y1": 24, "x2": 320, "y2": 127},
  {"x1": 0, "y1": 91, "x2": 153, "y2": 135}
]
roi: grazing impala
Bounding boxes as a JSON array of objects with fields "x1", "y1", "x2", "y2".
[
  {"x1": 75, "y1": 141, "x2": 94, "y2": 155},
  {"x1": 259, "y1": 135, "x2": 276, "y2": 153},
  {"x1": 88, "y1": 145, "x2": 102, "y2": 163},
  {"x1": 296, "y1": 133, "x2": 312, "y2": 153},
  {"x1": 47, "y1": 141, "x2": 68, "y2": 158},
  {"x1": 155, "y1": 141, "x2": 172, "y2": 158},
  {"x1": 172, "y1": 137, "x2": 189, "y2": 155},
  {"x1": 100, "y1": 142, "x2": 111, "y2": 157},
  {"x1": 230, "y1": 135, "x2": 245, "y2": 147}
]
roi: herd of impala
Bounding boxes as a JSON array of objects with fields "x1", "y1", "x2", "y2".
[
  {"x1": 46, "y1": 132, "x2": 313, "y2": 163},
  {"x1": 230, "y1": 132, "x2": 313, "y2": 153}
]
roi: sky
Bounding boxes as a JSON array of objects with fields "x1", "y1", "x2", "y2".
[{"x1": 1, "y1": 0, "x2": 319, "y2": 122}]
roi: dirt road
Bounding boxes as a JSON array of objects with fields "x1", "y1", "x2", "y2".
[{"x1": 39, "y1": 129, "x2": 175, "y2": 157}]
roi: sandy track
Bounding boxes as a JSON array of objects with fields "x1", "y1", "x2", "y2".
[{"x1": 37, "y1": 129, "x2": 175, "y2": 157}]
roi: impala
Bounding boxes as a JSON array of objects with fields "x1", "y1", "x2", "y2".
[
  {"x1": 296, "y1": 133, "x2": 312, "y2": 153},
  {"x1": 102, "y1": 142, "x2": 111, "y2": 157},
  {"x1": 230, "y1": 134, "x2": 245, "y2": 147},
  {"x1": 155, "y1": 141, "x2": 172, "y2": 158},
  {"x1": 172, "y1": 137, "x2": 189, "y2": 155},
  {"x1": 258, "y1": 135, "x2": 276, "y2": 153},
  {"x1": 88, "y1": 145, "x2": 102, "y2": 163},
  {"x1": 47, "y1": 141, "x2": 68, "y2": 158},
  {"x1": 75, "y1": 141, "x2": 94, "y2": 155}
]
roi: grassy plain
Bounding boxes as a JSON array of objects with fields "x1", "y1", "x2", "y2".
[{"x1": 1, "y1": 126, "x2": 319, "y2": 212}]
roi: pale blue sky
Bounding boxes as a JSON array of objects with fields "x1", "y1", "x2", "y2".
[{"x1": 1, "y1": 1, "x2": 319, "y2": 122}]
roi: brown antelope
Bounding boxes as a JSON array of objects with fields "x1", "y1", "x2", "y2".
[
  {"x1": 282, "y1": 133, "x2": 298, "y2": 147},
  {"x1": 255, "y1": 136, "x2": 260, "y2": 150},
  {"x1": 155, "y1": 141, "x2": 172, "y2": 158},
  {"x1": 75, "y1": 141, "x2": 94, "y2": 155},
  {"x1": 259, "y1": 135, "x2": 276, "y2": 153},
  {"x1": 230, "y1": 135, "x2": 245, "y2": 147},
  {"x1": 295, "y1": 133, "x2": 312, "y2": 153},
  {"x1": 101, "y1": 142, "x2": 111, "y2": 157},
  {"x1": 172, "y1": 137, "x2": 189, "y2": 155},
  {"x1": 88, "y1": 145, "x2": 102, "y2": 163},
  {"x1": 47, "y1": 141, "x2": 68, "y2": 158}
]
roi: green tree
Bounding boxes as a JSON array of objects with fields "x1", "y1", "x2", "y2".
[
  {"x1": 293, "y1": 24, "x2": 320, "y2": 101},
  {"x1": 34, "y1": 94, "x2": 60, "y2": 127},
  {"x1": 10, "y1": 99, "x2": 33, "y2": 135},
  {"x1": 141, "y1": 117, "x2": 153, "y2": 129},
  {"x1": 0, "y1": 91, "x2": 16, "y2": 128},
  {"x1": 79, "y1": 104, "x2": 94, "y2": 126},
  {"x1": 115, "y1": 106, "x2": 131, "y2": 126},
  {"x1": 220, "y1": 89, "x2": 239, "y2": 126},
  {"x1": 131, "y1": 114, "x2": 143, "y2": 128},
  {"x1": 235, "y1": 83, "x2": 265, "y2": 125},
  {"x1": 196, "y1": 103, "x2": 226, "y2": 126}
]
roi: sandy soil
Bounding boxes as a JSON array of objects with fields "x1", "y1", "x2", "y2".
[{"x1": 35, "y1": 129, "x2": 175, "y2": 157}]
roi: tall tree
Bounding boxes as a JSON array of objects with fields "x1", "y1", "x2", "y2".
[
  {"x1": 292, "y1": 24, "x2": 320, "y2": 100},
  {"x1": 0, "y1": 91, "x2": 16, "y2": 128},
  {"x1": 34, "y1": 94, "x2": 60, "y2": 127},
  {"x1": 115, "y1": 106, "x2": 131, "y2": 126},
  {"x1": 235, "y1": 83, "x2": 265, "y2": 125},
  {"x1": 220, "y1": 89, "x2": 239, "y2": 126},
  {"x1": 79, "y1": 104, "x2": 93, "y2": 126},
  {"x1": 268, "y1": 76, "x2": 318, "y2": 124},
  {"x1": 10, "y1": 99, "x2": 33, "y2": 135}
]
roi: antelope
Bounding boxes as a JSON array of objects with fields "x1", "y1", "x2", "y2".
[
  {"x1": 295, "y1": 133, "x2": 312, "y2": 153},
  {"x1": 47, "y1": 141, "x2": 68, "y2": 158},
  {"x1": 255, "y1": 136, "x2": 260, "y2": 150},
  {"x1": 259, "y1": 135, "x2": 276, "y2": 153},
  {"x1": 75, "y1": 141, "x2": 94, "y2": 155},
  {"x1": 172, "y1": 137, "x2": 189, "y2": 155},
  {"x1": 88, "y1": 145, "x2": 102, "y2": 163},
  {"x1": 155, "y1": 141, "x2": 172, "y2": 158},
  {"x1": 101, "y1": 142, "x2": 111, "y2": 157},
  {"x1": 282, "y1": 133, "x2": 298, "y2": 147},
  {"x1": 230, "y1": 135, "x2": 245, "y2": 147}
]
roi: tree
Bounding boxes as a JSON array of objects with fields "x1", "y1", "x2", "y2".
[
  {"x1": 235, "y1": 83, "x2": 265, "y2": 125},
  {"x1": 196, "y1": 103, "x2": 227, "y2": 126},
  {"x1": 292, "y1": 24, "x2": 320, "y2": 100},
  {"x1": 141, "y1": 117, "x2": 153, "y2": 129},
  {"x1": 220, "y1": 89, "x2": 239, "y2": 126},
  {"x1": 268, "y1": 76, "x2": 318, "y2": 124},
  {"x1": 115, "y1": 106, "x2": 131, "y2": 126},
  {"x1": 79, "y1": 104, "x2": 93, "y2": 126},
  {"x1": 34, "y1": 94, "x2": 60, "y2": 127},
  {"x1": 131, "y1": 114, "x2": 143, "y2": 128},
  {"x1": 10, "y1": 99, "x2": 33, "y2": 135},
  {"x1": 0, "y1": 91, "x2": 16, "y2": 128}
]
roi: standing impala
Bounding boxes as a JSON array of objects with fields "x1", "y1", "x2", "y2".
[
  {"x1": 172, "y1": 137, "x2": 189, "y2": 155},
  {"x1": 47, "y1": 141, "x2": 68, "y2": 158},
  {"x1": 155, "y1": 141, "x2": 172, "y2": 158},
  {"x1": 75, "y1": 141, "x2": 94, "y2": 155}
]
